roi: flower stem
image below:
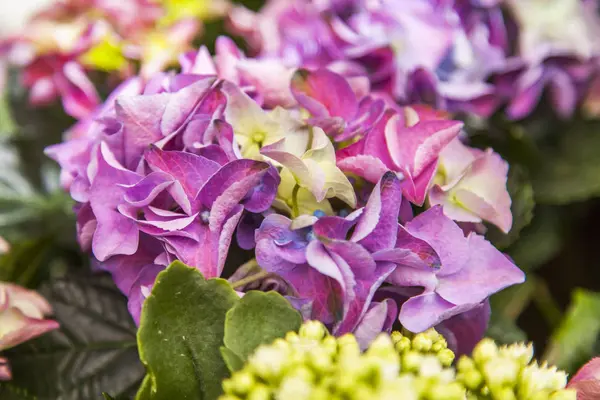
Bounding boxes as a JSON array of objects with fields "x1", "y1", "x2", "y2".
[
  {"x1": 231, "y1": 270, "x2": 271, "y2": 289},
  {"x1": 291, "y1": 184, "x2": 300, "y2": 217}
]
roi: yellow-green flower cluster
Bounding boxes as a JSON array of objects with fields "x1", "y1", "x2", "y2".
[
  {"x1": 456, "y1": 339, "x2": 576, "y2": 400},
  {"x1": 390, "y1": 328, "x2": 455, "y2": 368},
  {"x1": 220, "y1": 321, "x2": 577, "y2": 400},
  {"x1": 220, "y1": 321, "x2": 464, "y2": 400}
]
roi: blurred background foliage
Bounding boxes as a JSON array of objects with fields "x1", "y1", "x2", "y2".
[{"x1": 1, "y1": 0, "x2": 600, "y2": 398}]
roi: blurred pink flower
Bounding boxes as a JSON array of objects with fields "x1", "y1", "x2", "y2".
[
  {"x1": 568, "y1": 358, "x2": 600, "y2": 400},
  {"x1": 0, "y1": 282, "x2": 59, "y2": 352}
]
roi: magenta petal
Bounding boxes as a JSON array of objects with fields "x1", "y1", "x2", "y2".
[
  {"x1": 199, "y1": 159, "x2": 269, "y2": 208},
  {"x1": 399, "y1": 292, "x2": 465, "y2": 333},
  {"x1": 161, "y1": 207, "x2": 242, "y2": 278},
  {"x1": 200, "y1": 160, "x2": 273, "y2": 230},
  {"x1": 401, "y1": 160, "x2": 438, "y2": 206},
  {"x1": 506, "y1": 67, "x2": 545, "y2": 120},
  {"x1": 123, "y1": 172, "x2": 174, "y2": 207},
  {"x1": 90, "y1": 143, "x2": 142, "y2": 261},
  {"x1": 326, "y1": 241, "x2": 377, "y2": 279},
  {"x1": 115, "y1": 93, "x2": 170, "y2": 168},
  {"x1": 361, "y1": 110, "x2": 397, "y2": 170},
  {"x1": 127, "y1": 264, "x2": 164, "y2": 326},
  {"x1": 404, "y1": 206, "x2": 469, "y2": 276},
  {"x1": 282, "y1": 265, "x2": 342, "y2": 325},
  {"x1": 160, "y1": 78, "x2": 217, "y2": 134},
  {"x1": 333, "y1": 261, "x2": 395, "y2": 336},
  {"x1": 236, "y1": 212, "x2": 264, "y2": 250},
  {"x1": 58, "y1": 61, "x2": 100, "y2": 120},
  {"x1": 255, "y1": 214, "x2": 309, "y2": 270},
  {"x1": 144, "y1": 147, "x2": 220, "y2": 199},
  {"x1": 436, "y1": 234, "x2": 525, "y2": 305},
  {"x1": 242, "y1": 166, "x2": 280, "y2": 213},
  {"x1": 96, "y1": 235, "x2": 164, "y2": 295},
  {"x1": 313, "y1": 216, "x2": 358, "y2": 241},
  {"x1": 291, "y1": 68, "x2": 358, "y2": 121},
  {"x1": 336, "y1": 154, "x2": 389, "y2": 184},
  {"x1": 385, "y1": 112, "x2": 462, "y2": 178},
  {"x1": 436, "y1": 301, "x2": 490, "y2": 357},
  {"x1": 548, "y1": 69, "x2": 577, "y2": 119},
  {"x1": 386, "y1": 264, "x2": 438, "y2": 290},
  {"x1": 306, "y1": 241, "x2": 355, "y2": 296},
  {"x1": 351, "y1": 171, "x2": 402, "y2": 252},
  {"x1": 353, "y1": 298, "x2": 398, "y2": 350}
]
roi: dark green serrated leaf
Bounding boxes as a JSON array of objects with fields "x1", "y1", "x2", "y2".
[
  {"x1": 223, "y1": 291, "x2": 302, "y2": 363},
  {"x1": 136, "y1": 261, "x2": 239, "y2": 400},
  {"x1": 2, "y1": 272, "x2": 145, "y2": 400},
  {"x1": 219, "y1": 347, "x2": 244, "y2": 373},
  {"x1": 543, "y1": 289, "x2": 600, "y2": 373},
  {"x1": 532, "y1": 120, "x2": 600, "y2": 204}
]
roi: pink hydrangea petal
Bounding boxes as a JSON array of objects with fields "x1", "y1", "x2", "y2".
[
  {"x1": 353, "y1": 299, "x2": 398, "y2": 350},
  {"x1": 0, "y1": 308, "x2": 59, "y2": 351},
  {"x1": 436, "y1": 234, "x2": 525, "y2": 305},
  {"x1": 399, "y1": 292, "x2": 461, "y2": 333},
  {"x1": 291, "y1": 68, "x2": 358, "y2": 121},
  {"x1": 351, "y1": 172, "x2": 402, "y2": 252}
]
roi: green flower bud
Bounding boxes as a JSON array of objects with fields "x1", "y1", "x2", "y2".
[
  {"x1": 412, "y1": 333, "x2": 434, "y2": 352},
  {"x1": 549, "y1": 389, "x2": 577, "y2": 400},
  {"x1": 458, "y1": 368, "x2": 483, "y2": 390},
  {"x1": 299, "y1": 320, "x2": 327, "y2": 341},
  {"x1": 499, "y1": 343, "x2": 534, "y2": 366},
  {"x1": 472, "y1": 338, "x2": 499, "y2": 365},
  {"x1": 438, "y1": 348, "x2": 456, "y2": 367},
  {"x1": 247, "y1": 384, "x2": 271, "y2": 400},
  {"x1": 277, "y1": 373, "x2": 314, "y2": 400},
  {"x1": 427, "y1": 381, "x2": 466, "y2": 400},
  {"x1": 249, "y1": 345, "x2": 289, "y2": 381},
  {"x1": 482, "y1": 357, "x2": 520, "y2": 387},
  {"x1": 229, "y1": 370, "x2": 255, "y2": 395}
]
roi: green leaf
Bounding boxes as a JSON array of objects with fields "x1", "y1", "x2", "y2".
[
  {"x1": 506, "y1": 207, "x2": 563, "y2": 272},
  {"x1": 532, "y1": 119, "x2": 600, "y2": 204},
  {"x1": 219, "y1": 347, "x2": 244, "y2": 373},
  {"x1": 486, "y1": 314, "x2": 528, "y2": 345},
  {"x1": 0, "y1": 91, "x2": 17, "y2": 138},
  {"x1": 223, "y1": 291, "x2": 302, "y2": 363},
  {"x1": 136, "y1": 261, "x2": 239, "y2": 400},
  {"x1": 2, "y1": 273, "x2": 145, "y2": 400},
  {"x1": 488, "y1": 166, "x2": 535, "y2": 249},
  {"x1": 135, "y1": 376, "x2": 152, "y2": 400},
  {"x1": 543, "y1": 289, "x2": 600, "y2": 372}
]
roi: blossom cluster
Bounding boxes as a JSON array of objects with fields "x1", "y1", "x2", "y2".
[
  {"x1": 220, "y1": 320, "x2": 576, "y2": 400},
  {"x1": 46, "y1": 32, "x2": 524, "y2": 352},
  {"x1": 2, "y1": 0, "x2": 227, "y2": 120},
  {"x1": 226, "y1": 0, "x2": 600, "y2": 119}
]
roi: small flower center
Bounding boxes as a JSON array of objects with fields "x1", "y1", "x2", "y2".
[
  {"x1": 200, "y1": 210, "x2": 210, "y2": 224},
  {"x1": 251, "y1": 131, "x2": 266, "y2": 145}
]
